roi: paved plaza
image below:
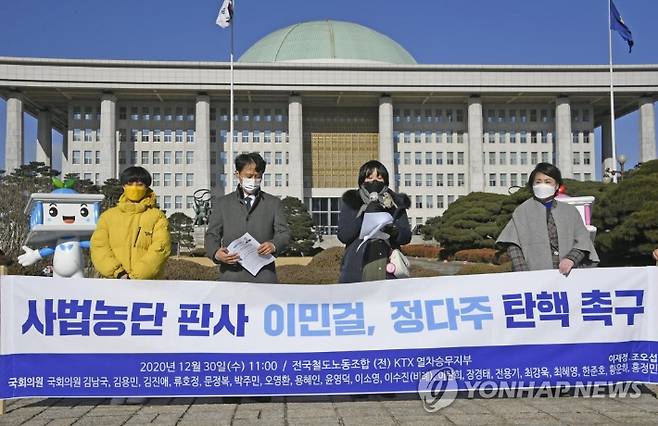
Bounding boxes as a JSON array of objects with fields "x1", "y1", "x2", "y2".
[{"x1": 2, "y1": 388, "x2": 658, "y2": 425}]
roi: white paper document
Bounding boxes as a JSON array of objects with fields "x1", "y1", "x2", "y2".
[
  {"x1": 226, "y1": 232, "x2": 275, "y2": 276},
  {"x1": 357, "y1": 212, "x2": 394, "y2": 251}
]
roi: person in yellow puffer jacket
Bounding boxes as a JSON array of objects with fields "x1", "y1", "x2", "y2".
[{"x1": 91, "y1": 166, "x2": 171, "y2": 279}]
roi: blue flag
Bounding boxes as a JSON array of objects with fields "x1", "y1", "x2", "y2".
[{"x1": 610, "y1": 0, "x2": 634, "y2": 52}]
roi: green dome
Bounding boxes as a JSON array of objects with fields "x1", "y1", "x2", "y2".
[{"x1": 238, "y1": 20, "x2": 416, "y2": 65}]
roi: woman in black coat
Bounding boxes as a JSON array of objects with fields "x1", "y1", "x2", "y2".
[{"x1": 338, "y1": 160, "x2": 412, "y2": 283}]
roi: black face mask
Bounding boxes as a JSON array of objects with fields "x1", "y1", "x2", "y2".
[{"x1": 362, "y1": 180, "x2": 386, "y2": 194}]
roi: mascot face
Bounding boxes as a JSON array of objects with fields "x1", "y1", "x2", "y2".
[
  {"x1": 42, "y1": 201, "x2": 96, "y2": 226},
  {"x1": 28, "y1": 188, "x2": 102, "y2": 231}
]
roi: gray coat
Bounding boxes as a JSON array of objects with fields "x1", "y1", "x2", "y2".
[
  {"x1": 204, "y1": 189, "x2": 290, "y2": 283},
  {"x1": 497, "y1": 198, "x2": 599, "y2": 271}
]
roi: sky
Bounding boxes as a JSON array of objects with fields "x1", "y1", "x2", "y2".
[{"x1": 1, "y1": 0, "x2": 657, "y2": 178}]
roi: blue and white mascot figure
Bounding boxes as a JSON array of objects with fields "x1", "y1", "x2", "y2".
[{"x1": 18, "y1": 178, "x2": 105, "y2": 278}]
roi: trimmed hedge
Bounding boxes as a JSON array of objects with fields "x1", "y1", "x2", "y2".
[
  {"x1": 457, "y1": 262, "x2": 512, "y2": 275},
  {"x1": 454, "y1": 248, "x2": 510, "y2": 264},
  {"x1": 400, "y1": 244, "x2": 442, "y2": 259}
]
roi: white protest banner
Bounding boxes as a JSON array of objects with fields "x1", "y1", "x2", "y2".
[{"x1": 1, "y1": 267, "x2": 657, "y2": 398}]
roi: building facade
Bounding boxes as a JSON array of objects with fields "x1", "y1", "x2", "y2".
[{"x1": 1, "y1": 21, "x2": 657, "y2": 236}]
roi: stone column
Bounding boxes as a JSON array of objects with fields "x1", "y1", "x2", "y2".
[
  {"x1": 601, "y1": 117, "x2": 615, "y2": 173},
  {"x1": 36, "y1": 109, "x2": 53, "y2": 167},
  {"x1": 4, "y1": 92, "x2": 24, "y2": 173},
  {"x1": 195, "y1": 94, "x2": 211, "y2": 191},
  {"x1": 99, "y1": 93, "x2": 117, "y2": 181},
  {"x1": 467, "y1": 96, "x2": 484, "y2": 192},
  {"x1": 639, "y1": 97, "x2": 657, "y2": 163},
  {"x1": 378, "y1": 96, "x2": 395, "y2": 190},
  {"x1": 555, "y1": 96, "x2": 573, "y2": 177},
  {"x1": 288, "y1": 95, "x2": 304, "y2": 200}
]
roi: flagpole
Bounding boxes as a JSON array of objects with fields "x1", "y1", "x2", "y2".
[
  {"x1": 608, "y1": 0, "x2": 619, "y2": 183},
  {"x1": 228, "y1": 0, "x2": 235, "y2": 192}
]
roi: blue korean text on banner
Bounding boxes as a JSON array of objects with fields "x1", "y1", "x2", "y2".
[{"x1": 1, "y1": 267, "x2": 657, "y2": 398}]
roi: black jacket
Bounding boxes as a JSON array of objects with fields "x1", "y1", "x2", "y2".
[{"x1": 337, "y1": 189, "x2": 412, "y2": 283}]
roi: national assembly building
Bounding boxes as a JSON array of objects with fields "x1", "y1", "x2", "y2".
[{"x1": 1, "y1": 21, "x2": 657, "y2": 235}]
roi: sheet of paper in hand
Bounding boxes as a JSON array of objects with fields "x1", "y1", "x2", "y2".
[
  {"x1": 226, "y1": 232, "x2": 275, "y2": 276},
  {"x1": 357, "y1": 212, "x2": 394, "y2": 251}
]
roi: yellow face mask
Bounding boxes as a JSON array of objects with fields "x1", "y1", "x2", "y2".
[{"x1": 123, "y1": 184, "x2": 147, "y2": 202}]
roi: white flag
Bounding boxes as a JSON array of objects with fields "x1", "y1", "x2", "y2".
[{"x1": 216, "y1": 0, "x2": 233, "y2": 28}]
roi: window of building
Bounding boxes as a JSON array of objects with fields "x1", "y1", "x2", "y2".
[
  {"x1": 83, "y1": 150, "x2": 92, "y2": 165},
  {"x1": 520, "y1": 152, "x2": 528, "y2": 165},
  {"x1": 500, "y1": 173, "x2": 507, "y2": 187},
  {"x1": 275, "y1": 173, "x2": 282, "y2": 187},
  {"x1": 73, "y1": 107, "x2": 81, "y2": 120},
  {"x1": 275, "y1": 152, "x2": 283, "y2": 165},
  {"x1": 175, "y1": 173, "x2": 183, "y2": 187},
  {"x1": 510, "y1": 132, "x2": 517, "y2": 144},
  {"x1": 415, "y1": 195, "x2": 423, "y2": 209},
  {"x1": 447, "y1": 173, "x2": 454, "y2": 187},
  {"x1": 425, "y1": 173, "x2": 433, "y2": 187},
  {"x1": 142, "y1": 107, "x2": 150, "y2": 121},
  {"x1": 164, "y1": 130, "x2": 172, "y2": 143},
  {"x1": 95, "y1": 151, "x2": 101, "y2": 165},
  {"x1": 152, "y1": 173, "x2": 160, "y2": 187},
  {"x1": 437, "y1": 195, "x2": 444, "y2": 209},
  {"x1": 447, "y1": 152, "x2": 454, "y2": 165},
  {"x1": 436, "y1": 173, "x2": 444, "y2": 187},
  {"x1": 457, "y1": 173, "x2": 465, "y2": 187},
  {"x1": 457, "y1": 151, "x2": 464, "y2": 165},
  {"x1": 425, "y1": 152, "x2": 433, "y2": 165},
  {"x1": 164, "y1": 151, "x2": 172, "y2": 165},
  {"x1": 403, "y1": 152, "x2": 411, "y2": 165},
  {"x1": 404, "y1": 173, "x2": 412, "y2": 187},
  {"x1": 489, "y1": 152, "x2": 496, "y2": 165},
  {"x1": 72, "y1": 150, "x2": 81, "y2": 164},
  {"x1": 583, "y1": 151, "x2": 591, "y2": 165},
  {"x1": 163, "y1": 196, "x2": 172, "y2": 210},
  {"x1": 531, "y1": 152, "x2": 538, "y2": 164},
  {"x1": 153, "y1": 151, "x2": 160, "y2": 164},
  {"x1": 153, "y1": 130, "x2": 161, "y2": 143},
  {"x1": 499, "y1": 152, "x2": 506, "y2": 165},
  {"x1": 130, "y1": 107, "x2": 139, "y2": 121},
  {"x1": 436, "y1": 152, "x2": 443, "y2": 165},
  {"x1": 511, "y1": 173, "x2": 518, "y2": 187},
  {"x1": 415, "y1": 173, "x2": 422, "y2": 187},
  {"x1": 187, "y1": 196, "x2": 194, "y2": 209},
  {"x1": 186, "y1": 173, "x2": 194, "y2": 187},
  {"x1": 415, "y1": 152, "x2": 422, "y2": 165},
  {"x1": 118, "y1": 151, "x2": 125, "y2": 165},
  {"x1": 510, "y1": 152, "x2": 517, "y2": 165},
  {"x1": 573, "y1": 152, "x2": 580, "y2": 165},
  {"x1": 520, "y1": 131, "x2": 527, "y2": 144},
  {"x1": 489, "y1": 173, "x2": 497, "y2": 187},
  {"x1": 141, "y1": 151, "x2": 149, "y2": 164}
]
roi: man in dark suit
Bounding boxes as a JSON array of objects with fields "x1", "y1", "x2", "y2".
[{"x1": 205, "y1": 152, "x2": 290, "y2": 283}]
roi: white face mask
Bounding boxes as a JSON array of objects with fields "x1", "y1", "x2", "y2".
[
  {"x1": 533, "y1": 183, "x2": 557, "y2": 200},
  {"x1": 240, "y1": 177, "x2": 261, "y2": 194}
]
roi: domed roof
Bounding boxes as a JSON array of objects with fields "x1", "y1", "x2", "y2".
[{"x1": 238, "y1": 20, "x2": 416, "y2": 65}]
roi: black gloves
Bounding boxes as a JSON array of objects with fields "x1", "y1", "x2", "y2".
[{"x1": 381, "y1": 223, "x2": 399, "y2": 238}]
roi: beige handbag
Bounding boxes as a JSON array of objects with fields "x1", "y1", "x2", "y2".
[{"x1": 388, "y1": 249, "x2": 410, "y2": 278}]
